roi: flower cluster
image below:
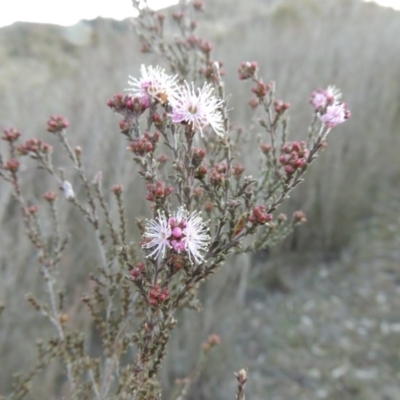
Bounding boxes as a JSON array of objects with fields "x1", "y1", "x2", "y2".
[
  {"x1": 2, "y1": 128, "x2": 21, "y2": 142},
  {"x1": 191, "y1": 147, "x2": 207, "y2": 168},
  {"x1": 238, "y1": 61, "x2": 258, "y2": 80},
  {"x1": 279, "y1": 141, "x2": 309, "y2": 176},
  {"x1": 17, "y1": 138, "x2": 52, "y2": 156},
  {"x1": 142, "y1": 208, "x2": 210, "y2": 264},
  {"x1": 127, "y1": 65, "x2": 178, "y2": 106},
  {"x1": 146, "y1": 181, "x2": 173, "y2": 202},
  {"x1": 274, "y1": 99, "x2": 290, "y2": 115},
  {"x1": 310, "y1": 86, "x2": 350, "y2": 129},
  {"x1": 107, "y1": 93, "x2": 147, "y2": 117},
  {"x1": 130, "y1": 262, "x2": 146, "y2": 281},
  {"x1": 232, "y1": 163, "x2": 245, "y2": 179},
  {"x1": 47, "y1": 115, "x2": 69, "y2": 133},
  {"x1": 2, "y1": 158, "x2": 20, "y2": 172},
  {"x1": 128, "y1": 131, "x2": 160, "y2": 156},
  {"x1": 124, "y1": 65, "x2": 225, "y2": 138},
  {"x1": 43, "y1": 190, "x2": 58, "y2": 202},
  {"x1": 248, "y1": 205, "x2": 273, "y2": 225},
  {"x1": 148, "y1": 285, "x2": 170, "y2": 307},
  {"x1": 208, "y1": 162, "x2": 227, "y2": 186}
]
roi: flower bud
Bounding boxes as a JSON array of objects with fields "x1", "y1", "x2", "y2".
[
  {"x1": 43, "y1": 191, "x2": 58, "y2": 202},
  {"x1": 61, "y1": 181, "x2": 75, "y2": 200},
  {"x1": 3, "y1": 158, "x2": 20, "y2": 172},
  {"x1": 112, "y1": 184, "x2": 123, "y2": 195}
]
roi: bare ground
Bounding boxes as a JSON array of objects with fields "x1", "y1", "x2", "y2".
[{"x1": 235, "y1": 194, "x2": 400, "y2": 400}]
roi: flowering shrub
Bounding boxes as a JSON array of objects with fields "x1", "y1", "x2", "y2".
[{"x1": 0, "y1": 1, "x2": 350, "y2": 399}]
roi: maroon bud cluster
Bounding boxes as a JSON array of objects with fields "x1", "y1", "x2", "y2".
[
  {"x1": 130, "y1": 262, "x2": 145, "y2": 281},
  {"x1": 43, "y1": 191, "x2": 58, "y2": 202},
  {"x1": 3, "y1": 158, "x2": 20, "y2": 172},
  {"x1": 152, "y1": 112, "x2": 165, "y2": 127},
  {"x1": 194, "y1": 164, "x2": 208, "y2": 180},
  {"x1": 185, "y1": 34, "x2": 214, "y2": 55},
  {"x1": 149, "y1": 285, "x2": 170, "y2": 306},
  {"x1": 193, "y1": 187, "x2": 203, "y2": 198},
  {"x1": 209, "y1": 162, "x2": 227, "y2": 186},
  {"x1": 238, "y1": 61, "x2": 258, "y2": 80},
  {"x1": 146, "y1": 180, "x2": 173, "y2": 202},
  {"x1": 278, "y1": 213, "x2": 288, "y2": 223},
  {"x1": 156, "y1": 154, "x2": 169, "y2": 164},
  {"x1": 172, "y1": 11, "x2": 183, "y2": 21},
  {"x1": 344, "y1": 106, "x2": 351, "y2": 120},
  {"x1": 204, "y1": 201, "x2": 214, "y2": 213},
  {"x1": 169, "y1": 255, "x2": 185, "y2": 271},
  {"x1": 279, "y1": 141, "x2": 309, "y2": 176},
  {"x1": 293, "y1": 210, "x2": 307, "y2": 224},
  {"x1": 17, "y1": 138, "x2": 52, "y2": 156},
  {"x1": 202, "y1": 333, "x2": 221, "y2": 352},
  {"x1": 111, "y1": 184, "x2": 123, "y2": 195},
  {"x1": 248, "y1": 97, "x2": 260, "y2": 109},
  {"x1": 191, "y1": 147, "x2": 206, "y2": 168},
  {"x1": 201, "y1": 61, "x2": 225, "y2": 80},
  {"x1": 47, "y1": 115, "x2": 69, "y2": 133},
  {"x1": 140, "y1": 42, "x2": 151, "y2": 53},
  {"x1": 260, "y1": 143, "x2": 272, "y2": 154},
  {"x1": 251, "y1": 81, "x2": 271, "y2": 98},
  {"x1": 27, "y1": 205, "x2": 39, "y2": 215},
  {"x1": 128, "y1": 131, "x2": 160, "y2": 156},
  {"x1": 2, "y1": 128, "x2": 22, "y2": 142},
  {"x1": 119, "y1": 120, "x2": 131, "y2": 135},
  {"x1": 232, "y1": 163, "x2": 245, "y2": 179},
  {"x1": 107, "y1": 93, "x2": 147, "y2": 117},
  {"x1": 248, "y1": 205, "x2": 273, "y2": 225},
  {"x1": 193, "y1": 0, "x2": 205, "y2": 11},
  {"x1": 198, "y1": 38, "x2": 213, "y2": 54},
  {"x1": 274, "y1": 100, "x2": 290, "y2": 114}
]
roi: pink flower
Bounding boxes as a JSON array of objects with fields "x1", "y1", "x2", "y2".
[
  {"x1": 170, "y1": 82, "x2": 224, "y2": 136},
  {"x1": 310, "y1": 86, "x2": 342, "y2": 111},
  {"x1": 127, "y1": 65, "x2": 178, "y2": 105},
  {"x1": 321, "y1": 102, "x2": 349, "y2": 128},
  {"x1": 310, "y1": 91, "x2": 328, "y2": 110},
  {"x1": 171, "y1": 239, "x2": 186, "y2": 253}
]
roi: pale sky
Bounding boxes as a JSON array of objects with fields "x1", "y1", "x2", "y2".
[
  {"x1": 0, "y1": 0, "x2": 399, "y2": 28},
  {"x1": 0, "y1": 0, "x2": 178, "y2": 28}
]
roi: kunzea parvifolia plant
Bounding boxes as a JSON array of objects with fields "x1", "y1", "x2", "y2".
[{"x1": 0, "y1": 1, "x2": 350, "y2": 399}]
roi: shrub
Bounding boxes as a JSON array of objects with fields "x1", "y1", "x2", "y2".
[{"x1": 0, "y1": 1, "x2": 352, "y2": 398}]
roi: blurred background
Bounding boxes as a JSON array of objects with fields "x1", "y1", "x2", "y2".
[{"x1": 1, "y1": 0, "x2": 400, "y2": 399}]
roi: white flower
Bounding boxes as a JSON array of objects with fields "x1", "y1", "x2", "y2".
[
  {"x1": 326, "y1": 85, "x2": 342, "y2": 103},
  {"x1": 127, "y1": 65, "x2": 178, "y2": 105},
  {"x1": 170, "y1": 82, "x2": 224, "y2": 136},
  {"x1": 182, "y1": 210, "x2": 210, "y2": 264},
  {"x1": 142, "y1": 208, "x2": 210, "y2": 263},
  {"x1": 142, "y1": 211, "x2": 172, "y2": 259}
]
